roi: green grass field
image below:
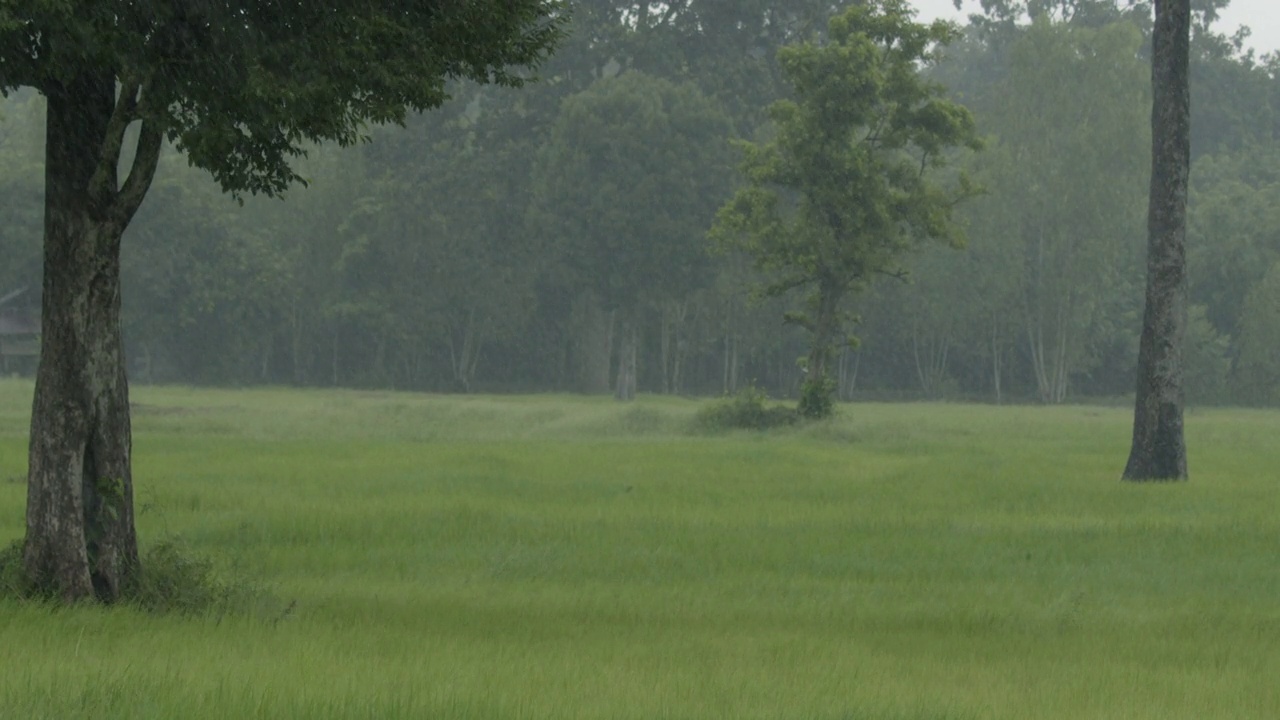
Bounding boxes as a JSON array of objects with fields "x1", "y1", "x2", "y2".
[{"x1": 1, "y1": 378, "x2": 1278, "y2": 719}]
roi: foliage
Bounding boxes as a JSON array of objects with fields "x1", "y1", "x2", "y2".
[
  {"x1": 1188, "y1": 145, "x2": 1280, "y2": 340},
  {"x1": 528, "y1": 70, "x2": 736, "y2": 395},
  {"x1": 694, "y1": 383, "x2": 798, "y2": 431},
  {"x1": 966, "y1": 18, "x2": 1149, "y2": 403},
  {"x1": 1184, "y1": 304, "x2": 1231, "y2": 405},
  {"x1": 712, "y1": 0, "x2": 980, "y2": 416},
  {"x1": 2, "y1": 0, "x2": 1278, "y2": 405},
  {"x1": 1232, "y1": 262, "x2": 1280, "y2": 405},
  {"x1": 0, "y1": 0, "x2": 565, "y2": 197},
  {"x1": 530, "y1": 71, "x2": 734, "y2": 308},
  {"x1": 798, "y1": 376, "x2": 838, "y2": 419}
]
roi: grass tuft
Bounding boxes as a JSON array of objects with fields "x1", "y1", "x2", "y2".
[{"x1": 127, "y1": 538, "x2": 281, "y2": 619}]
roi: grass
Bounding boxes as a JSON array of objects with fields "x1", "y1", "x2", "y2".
[{"x1": 1, "y1": 378, "x2": 1278, "y2": 718}]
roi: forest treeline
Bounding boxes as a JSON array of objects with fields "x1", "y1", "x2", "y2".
[{"x1": 2, "y1": 0, "x2": 1277, "y2": 405}]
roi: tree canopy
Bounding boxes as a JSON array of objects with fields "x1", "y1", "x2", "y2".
[{"x1": 0, "y1": 0, "x2": 563, "y2": 196}]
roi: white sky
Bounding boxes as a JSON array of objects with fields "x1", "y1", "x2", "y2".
[{"x1": 909, "y1": 0, "x2": 1280, "y2": 56}]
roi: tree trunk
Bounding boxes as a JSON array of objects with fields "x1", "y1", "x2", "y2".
[
  {"x1": 991, "y1": 313, "x2": 1003, "y2": 405},
  {"x1": 912, "y1": 324, "x2": 950, "y2": 400},
  {"x1": 799, "y1": 282, "x2": 841, "y2": 417},
  {"x1": 573, "y1": 293, "x2": 613, "y2": 394},
  {"x1": 1125, "y1": 0, "x2": 1190, "y2": 482},
  {"x1": 659, "y1": 300, "x2": 689, "y2": 395},
  {"x1": 659, "y1": 309, "x2": 671, "y2": 395},
  {"x1": 837, "y1": 346, "x2": 859, "y2": 401},
  {"x1": 25, "y1": 72, "x2": 162, "y2": 602},
  {"x1": 614, "y1": 319, "x2": 637, "y2": 401}
]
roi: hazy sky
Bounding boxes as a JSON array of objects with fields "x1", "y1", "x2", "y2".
[{"x1": 909, "y1": 0, "x2": 1280, "y2": 55}]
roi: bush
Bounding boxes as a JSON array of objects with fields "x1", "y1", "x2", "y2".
[
  {"x1": 797, "y1": 377, "x2": 837, "y2": 419},
  {"x1": 694, "y1": 384, "x2": 798, "y2": 431},
  {"x1": 0, "y1": 537, "x2": 278, "y2": 618},
  {"x1": 128, "y1": 539, "x2": 275, "y2": 617}
]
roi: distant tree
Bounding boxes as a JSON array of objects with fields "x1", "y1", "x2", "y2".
[
  {"x1": 1124, "y1": 0, "x2": 1191, "y2": 481},
  {"x1": 528, "y1": 71, "x2": 734, "y2": 400},
  {"x1": 973, "y1": 19, "x2": 1150, "y2": 404},
  {"x1": 1232, "y1": 263, "x2": 1280, "y2": 405},
  {"x1": 711, "y1": 0, "x2": 980, "y2": 418},
  {"x1": 1186, "y1": 146, "x2": 1280, "y2": 343},
  {"x1": 0, "y1": 0, "x2": 563, "y2": 602}
]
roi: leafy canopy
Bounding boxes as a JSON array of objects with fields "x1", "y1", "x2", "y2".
[
  {"x1": 0, "y1": 0, "x2": 565, "y2": 196},
  {"x1": 711, "y1": 0, "x2": 981, "y2": 306},
  {"x1": 529, "y1": 71, "x2": 735, "y2": 312}
]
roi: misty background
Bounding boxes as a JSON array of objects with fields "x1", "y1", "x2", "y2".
[{"x1": 1, "y1": 0, "x2": 1277, "y2": 406}]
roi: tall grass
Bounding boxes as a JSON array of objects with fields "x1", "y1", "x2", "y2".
[{"x1": 0, "y1": 379, "x2": 1278, "y2": 718}]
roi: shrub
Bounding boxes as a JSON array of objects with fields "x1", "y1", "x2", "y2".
[
  {"x1": 695, "y1": 384, "x2": 797, "y2": 431},
  {"x1": 127, "y1": 539, "x2": 275, "y2": 617},
  {"x1": 797, "y1": 377, "x2": 837, "y2": 419}
]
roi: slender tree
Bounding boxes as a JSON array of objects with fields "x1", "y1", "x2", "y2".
[
  {"x1": 711, "y1": 0, "x2": 981, "y2": 418},
  {"x1": 0, "y1": 0, "x2": 563, "y2": 602},
  {"x1": 1124, "y1": 0, "x2": 1191, "y2": 481}
]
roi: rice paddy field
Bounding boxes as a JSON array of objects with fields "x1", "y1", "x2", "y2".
[{"x1": 0, "y1": 378, "x2": 1278, "y2": 719}]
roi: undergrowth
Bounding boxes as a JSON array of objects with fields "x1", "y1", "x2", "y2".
[
  {"x1": 0, "y1": 537, "x2": 279, "y2": 618},
  {"x1": 694, "y1": 383, "x2": 799, "y2": 431}
]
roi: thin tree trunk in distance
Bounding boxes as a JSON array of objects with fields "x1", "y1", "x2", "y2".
[
  {"x1": 1125, "y1": 0, "x2": 1191, "y2": 482},
  {"x1": 614, "y1": 319, "x2": 637, "y2": 401}
]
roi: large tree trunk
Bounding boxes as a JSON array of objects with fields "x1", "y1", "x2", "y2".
[
  {"x1": 24, "y1": 73, "x2": 161, "y2": 602},
  {"x1": 1124, "y1": 0, "x2": 1190, "y2": 482}
]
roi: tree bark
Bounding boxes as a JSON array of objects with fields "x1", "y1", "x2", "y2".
[
  {"x1": 1124, "y1": 0, "x2": 1190, "y2": 482},
  {"x1": 25, "y1": 72, "x2": 161, "y2": 601}
]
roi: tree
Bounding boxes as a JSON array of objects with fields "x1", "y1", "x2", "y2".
[
  {"x1": 1186, "y1": 146, "x2": 1280, "y2": 345},
  {"x1": 528, "y1": 71, "x2": 734, "y2": 400},
  {"x1": 1232, "y1": 263, "x2": 1280, "y2": 405},
  {"x1": 340, "y1": 109, "x2": 545, "y2": 393},
  {"x1": 1124, "y1": 0, "x2": 1191, "y2": 481},
  {"x1": 0, "y1": 0, "x2": 564, "y2": 602},
  {"x1": 711, "y1": 0, "x2": 981, "y2": 418},
  {"x1": 972, "y1": 19, "x2": 1150, "y2": 404}
]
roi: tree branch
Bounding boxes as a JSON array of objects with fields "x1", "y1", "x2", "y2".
[
  {"x1": 88, "y1": 80, "x2": 142, "y2": 207},
  {"x1": 875, "y1": 267, "x2": 909, "y2": 283},
  {"x1": 108, "y1": 115, "x2": 163, "y2": 233}
]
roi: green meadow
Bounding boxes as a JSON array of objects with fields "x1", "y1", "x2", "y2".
[{"x1": 1, "y1": 378, "x2": 1278, "y2": 719}]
